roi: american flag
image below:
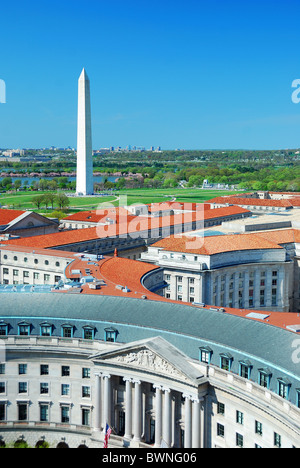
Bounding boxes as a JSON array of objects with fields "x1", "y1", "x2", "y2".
[{"x1": 103, "y1": 423, "x2": 112, "y2": 448}]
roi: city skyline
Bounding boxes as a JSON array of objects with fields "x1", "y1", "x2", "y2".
[{"x1": 1, "y1": 0, "x2": 300, "y2": 150}]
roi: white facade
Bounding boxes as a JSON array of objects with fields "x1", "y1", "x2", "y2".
[
  {"x1": 141, "y1": 245, "x2": 293, "y2": 312},
  {"x1": 76, "y1": 68, "x2": 93, "y2": 196},
  {"x1": 0, "y1": 336, "x2": 299, "y2": 449},
  {"x1": 0, "y1": 249, "x2": 73, "y2": 286}
]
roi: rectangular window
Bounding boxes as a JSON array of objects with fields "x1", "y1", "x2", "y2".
[
  {"x1": 40, "y1": 383, "x2": 49, "y2": 395},
  {"x1": 19, "y1": 325, "x2": 30, "y2": 336},
  {"x1": 217, "y1": 402, "x2": 225, "y2": 415},
  {"x1": 40, "y1": 325, "x2": 51, "y2": 337},
  {"x1": 18, "y1": 382, "x2": 28, "y2": 394},
  {"x1": 236, "y1": 411, "x2": 244, "y2": 425},
  {"x1": 272, "y1": 289, "x2": 277, "y2": 306},
  {"x1": 0, "y1": 382, "x2": 5, "y2": 394},
  {"x1": 274, "y1": 432, "x2": 281, "y2": 448},
  {"x1": 40, "y1": 364, "x2": 49, "y2": 375},
  {"x1": 0, "y1": 364, "x2": 5, "y2": 374},
  {"x1": 200, "y1": 350, "x2": 210, "y2": 364},
  {"x1": 82, "y1": 408, "x2": 90, "y2": 426},
  {"x1": 62, "y1": 326, "x2": 73, "y2": 338},
  {"x1": 278, "y1": 381, "x2": 289, "y2": 400},
  {"x1": 0, "y1": 403, "x2": 6, "y2": 421},
  {"x1": 18, "y1": 404, "x2": 28, "y2": 421},
  {"x1": 236, "y1": 433, "x2": 244, "y2": 448},
  {"x1": 82, "y1": 368, "x2": 90, "y2": 379},
  {"x1": 220, "y1": 357, "x2": 231, "y2": 371},
  {"x1": 217, "y1": 423, "x2": 225, "y2": 438},
  {"x1": 61, "y1": 366, "x2": 70, "y2": 377},
  {"x1": 61, "y1": 384, "x2": 70, "y2": 396},
  {"x1": 19, "y1": 364, "x2": 27, "y2": 375},
  {"x1": 255, "y1": 421, "x2": 263, "y2": 436},
  {"x1": 259, "y1": 371, "x2": 270, "y2": 389},
  {"x1": 83, "y1": 328, "x2": 94, "y2": 340},
  {"x1": 40, "y1": 404, "x2": 49, "y2": 422},
  {"x1": 61, "y1": 406, "x2": 70, "y2": 423},
  {"x1": 240, "y1": 364, "x2": 250, "y2": 379},
  {"x1": 82, "y1": 386, "x2": 91, "y2": 398}
]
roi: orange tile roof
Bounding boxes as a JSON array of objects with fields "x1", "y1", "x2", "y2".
[
  {"x1": 153, "y1": 232, "x2": 284, "y2": 255},
  {"x1": 63, "y1": 207, "x2": 136, "y2": 223},
  {"x1": 0, "y1": 209, "x2": 26, "y2": 225},
  {"x1": 255, "y1": 228, "x2": 300, "y2": 244},
  {"x1": 62, "y1": 254, "x2": 300, "y2": 329},
  {"x1": 63, "y1": 255, "x2": 168, "y2": 302},
  {"x1": 2, "y1": 206, "x2": 251, "y2": 249},
  {"x1": 207, "y1": 196, "x2": 295, "y2": 207}
]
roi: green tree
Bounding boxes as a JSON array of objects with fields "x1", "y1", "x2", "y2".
[
  {"x1": 55, "y1": 192, "x2": 70, "y2": 210},
  {"x1": 32, "y1": 194, "x2": 45, "y2": 210}
]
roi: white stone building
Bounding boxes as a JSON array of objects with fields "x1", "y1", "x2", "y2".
[{"x1": 141, "y1": 230, "x2": 298, "y2": 312}]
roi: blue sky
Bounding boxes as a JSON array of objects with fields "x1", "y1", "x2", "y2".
[{"x1": 1, "y1": 0, "x2": 300, "y2": 150}]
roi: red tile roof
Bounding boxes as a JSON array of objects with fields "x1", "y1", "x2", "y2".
[
  {"x1": 207, "y1": 196, "x2": 295, "y2": 207},
  {"x1": 2, "y1": 206, "x2": 251, "y2": 249},
  {"x1": 63, "y1": 255, "x2": 168, "y2": 302},
  {"x1": 62, "y1": 254, "x2": 300, "y2": 330},
  {"x1": 152, "y1": 232, "x2": 284, "y2": 255},
  {"x1": 0, "y1": 209, "x2": 26, "y2": 225}
]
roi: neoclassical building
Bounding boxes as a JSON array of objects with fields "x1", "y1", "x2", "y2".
[
  {"x1": 141, "y1": 229, "x2": 300, "y2": 313},
  {"x1": 0, "y1": 292, "x2": 299, "y2": 449}
]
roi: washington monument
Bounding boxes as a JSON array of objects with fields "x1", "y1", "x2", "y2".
[{"x1": 76, "y1": 68, "x2": 93, "y2": 195}]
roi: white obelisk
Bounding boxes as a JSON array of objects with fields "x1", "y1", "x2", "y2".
[{"x1": 76, "y1": 68, "x2": 93, "y2": 195}]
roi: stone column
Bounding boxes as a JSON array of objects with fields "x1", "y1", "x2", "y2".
[
  {"x1": 265, "y1": 269, "x2": 272, "y2": 308},
  {"x1": 102, "y1": 374, "x2": 111, "y2": 429},
  {"x1": 244, "y1": 271, "x2": 250, "y2": 309},
  {"x1": 224, "y1": 274, "x2": 230, "y2": 307},
  {"x1": 200, "y1": 398, "x2": 206, "y2": 448},
  {"x1": 192, "y1": 398, "x2": 202, "y2": 448},
  {"x1": 93, "y1": 372, "x2": 102, "y2": 432},
  {"x1": 183, "y1": 395, "x2": 192, "y2": 448},
  {"x1": 133, "y1": 380, "x2": 142, "y2": 442},
  {"x1": 254, "y1": 270, "x2": 261, "y2": 309},
  {"x1": 278, "y1": 268, "x2": 285, "y2": 310},
  {"x1": 162, "y1": 388, "x2": 172, "y2": 447},
  {"x1": 154, "y1": 385, "x2": 163, "y2": 448},
  {"x1": 124, "y1": 377, "x2": 133, "y2": 440}
]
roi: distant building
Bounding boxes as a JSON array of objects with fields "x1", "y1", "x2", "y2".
[
  {"x1": 0, "y1": 209, "x2": 59, "y2": 238},
  {"x1": 141, "y1": 225, "x2": 300, "y2": 313}
]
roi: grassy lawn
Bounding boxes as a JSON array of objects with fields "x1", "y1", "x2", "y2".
[
  {"x1": 0, "y1": 191, "x2": 118, "y2": 213},
  {"x1": 0, "y1": 188, "x2": 241, "y2": 213},
  {"x1": 115, "y1": 188, "x2": 239, "y2": 206}
]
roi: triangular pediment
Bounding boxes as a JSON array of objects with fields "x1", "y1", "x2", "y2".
[{"x1": 90, "y1": 336, "x2": 204, "y2": 385}]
